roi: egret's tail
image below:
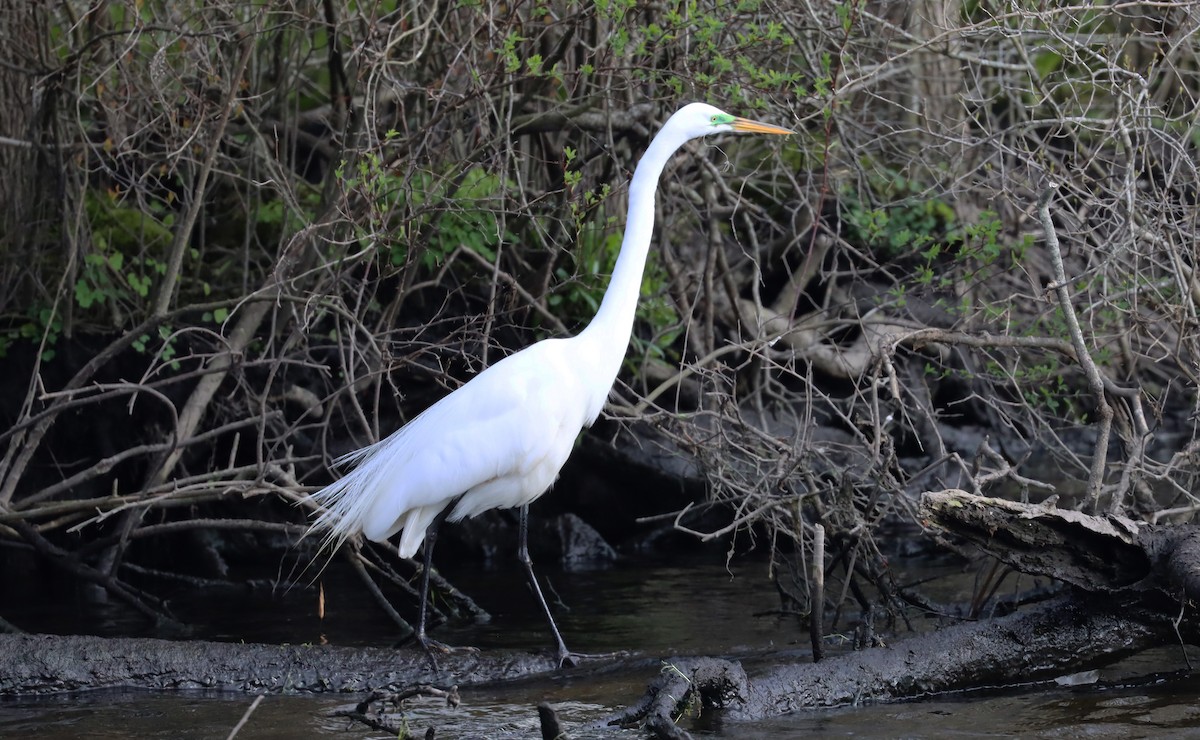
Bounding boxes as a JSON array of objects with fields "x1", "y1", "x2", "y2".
[
  {"x1": 304, "y1": 440, "x2": 392, "y2": 552},
  {"x1": 304, "y1": 437, "x2": 444, "y2": 559}
]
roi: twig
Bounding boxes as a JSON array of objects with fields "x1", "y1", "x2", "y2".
[
  {"x1": 225, "y1": 695, "x2": 264, "y2": 740},
  {"x1": 80, "y1": 519, "x2": 307, "y2": 560},
  {"x1": 457, "y1": 245, "x2": 568, "y2": 335},
  {"x1": 671, "y1": 500, "x2": 781, "y2": 542},
  {"x1": 0, "y1": 476, "x2": 295, "y2": 532},
  {"x1": 343, "y1": 545, "x2": 418, "y2": 635},
  {"x1": 331, "y1": 685, "x2": 461, "y2": 736},
  {"x1": 1036, "y1": 184, "x2": 1114, "y2": 511},
  {"x1": 0, "y1": 314, "x2": 160, "y2": 505},
  {"x1": 154, "y1": 34, "x2": 254, "y2": 316}
]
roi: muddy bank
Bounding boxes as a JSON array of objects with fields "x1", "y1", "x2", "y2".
[{"x1": 0, "y1": 633, "x2": 575, "y2": 696}]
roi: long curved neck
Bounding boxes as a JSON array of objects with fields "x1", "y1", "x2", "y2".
[{"x1": 579, "y1": 130, "x2": 687, "y2": 359}]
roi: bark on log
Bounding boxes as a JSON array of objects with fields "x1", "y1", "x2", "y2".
[
  {"x1": 921, "y1": 489, "x2": 1199, "y2": 599},
  {"x1": 603, "y1": 593, "x2": 1183, "y2": 736}
]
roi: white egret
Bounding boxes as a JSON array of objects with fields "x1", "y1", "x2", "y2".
[{"x1": 306, "y1": 102, "x2": 792, "y2": 666}]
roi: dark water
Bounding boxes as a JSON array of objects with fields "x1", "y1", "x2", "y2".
[
  {"x1": 7, "y1": 675, "x2": 1200, "y2": 739},
  {"x1": 3, "y1": 556, "x2": 1199, "y2": 738}
]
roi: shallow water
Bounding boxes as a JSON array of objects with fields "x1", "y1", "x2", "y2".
[
  {"x1": 3, "y1": 555, "x2": 1199, "y2": 738},
  {"x1": 8, "y1": 675, "x2": 1200, "y2": 739},
  {"x1": 156, "y1": 555, "x2": 804, "y2": 655}
]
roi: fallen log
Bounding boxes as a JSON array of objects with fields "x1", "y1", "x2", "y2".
[
  {"x1": 602, "y1": 490, "x2": 1200, "y2": 737},
  {"x1": 604, "y1": 592, "x2": 1180, "y2": 735},
  {"x1": 920, "y1": 489, "x2": 1158, "y2": 591}
]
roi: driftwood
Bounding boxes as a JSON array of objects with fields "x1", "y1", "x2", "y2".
[
  {"x1": 920, "y1": 489, "x2": 1200, "y2": 597},
  {"x1": 602, "y1": 490, "x2": 1200, "y2": 737},
  {"x1": 604, "y1": 594, "x2": 1179, "y2": 736}
]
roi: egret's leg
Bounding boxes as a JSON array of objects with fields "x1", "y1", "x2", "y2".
[
  {"x1": 517, "y1": 504, "x2": 573, "y2": 667},
  {"x1": 412, "y1": 506, "x2": 481, "y2": 669},
  {"x1": 414, "y1": 511, "x2": 443, "y2": 648}
]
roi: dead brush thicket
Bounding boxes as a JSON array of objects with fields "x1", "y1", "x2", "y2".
[{"x1": 0, "y1": 0, "x2": 1198, "y2": 638}]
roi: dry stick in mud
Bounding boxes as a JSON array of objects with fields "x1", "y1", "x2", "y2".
[{"x1": 809, "y1": 523, "x2": 825, "y2": 664}]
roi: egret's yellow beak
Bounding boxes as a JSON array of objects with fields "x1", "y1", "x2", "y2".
[{"x1": 731, "y1": 117, "x2": 794, "y2": 135}]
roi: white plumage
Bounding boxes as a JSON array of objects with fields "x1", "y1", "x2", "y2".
[{"x1": 309, "y1": 337, "x2": 600, "y2": 558}]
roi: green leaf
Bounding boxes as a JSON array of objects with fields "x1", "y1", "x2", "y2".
[{"x1": 75, "y1": 279, "x2": 96, "y2": 309}]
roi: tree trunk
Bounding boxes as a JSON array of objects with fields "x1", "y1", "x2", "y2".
[{"x1": 0, "y1": 0, "x2": 43, "y2": 244}]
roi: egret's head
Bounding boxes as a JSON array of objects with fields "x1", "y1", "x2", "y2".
[{"x1": 668, "y1": 102, "x2": 794, "y2": 141}]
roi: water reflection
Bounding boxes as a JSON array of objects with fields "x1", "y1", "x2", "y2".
[{"x1": 142, "y1": 555, "x2": 802, "y2": 655}]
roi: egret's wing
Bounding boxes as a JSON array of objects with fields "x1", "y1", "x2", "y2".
[{"x1": 308, "y1": 339, "x2": 585, "y2": 557}]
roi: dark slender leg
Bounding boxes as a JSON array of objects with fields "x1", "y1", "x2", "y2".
[
  {"x1": 413, "y1": 506, "x2": 459, "y2": 671},
  {"x1": 415, "y1": 513, "x2": 442, "y2": 645},
  {"x1": 518, "y1": 504, "x2": 573, "y2": 666}
]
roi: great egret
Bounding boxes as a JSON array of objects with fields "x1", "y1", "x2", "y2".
[{"x1": 306, "y1": 102, "x2": 792, "y2": 666}]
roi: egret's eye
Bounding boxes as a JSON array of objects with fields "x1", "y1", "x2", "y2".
[{"x1": 710, "y1": 115, "x2": 719, "y2": 123}]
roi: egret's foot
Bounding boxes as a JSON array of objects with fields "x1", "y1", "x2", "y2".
[
  {"x1": 554, "y1": 647, "x2": 623, "y2": 669},
  {"x1": 413, "y1": 634, "x2": 479, "y2": 672},
  {"x1": 417, "y1": 635, "x2": 479, "y2": 655}
]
